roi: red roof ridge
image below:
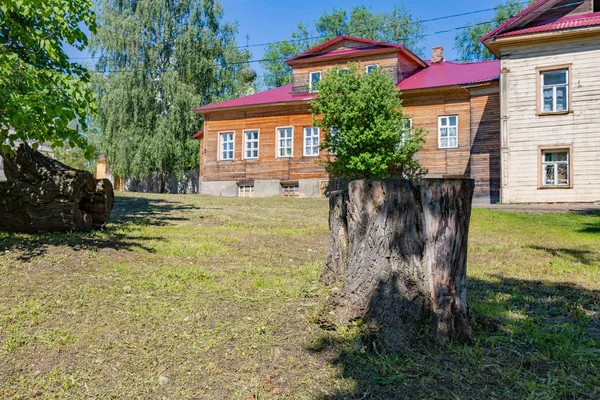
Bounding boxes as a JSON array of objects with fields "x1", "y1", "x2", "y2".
[
  {"x1": 284, "y1": 35, "x2": 426, "y2": 67},
  {"x1": 481, "y1": 0, "x2": 549, "y2": 43},
  {"x1": 285, "y1": 35, "x2": 408, "y2": 64}
]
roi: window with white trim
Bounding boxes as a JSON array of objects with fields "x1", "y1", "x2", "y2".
[
  {"x1": 220, "y1": 132, "x2": 234, "y2": 160},
  {"x1": 303, "y1": 127, "x2": 320, "y2": 156},
  {"x1": 238, "y1": 184, "x2": 254, "y2": 197},
  {"x1": 541, "y1": 69, "x2": 568, "y2": 113},
  {"x1": 542, "y1": 150, "x2": 569, "y2": 187},
  {"x1": 366, "y1": 64, "x2": 379, "y2": 73},
  {"x1": 310, "y1": 71, "x2": 321, "y2": 92},
  {"x1": 277, "y1": 127, "x2": 293, "y2": 157},
  {"x1": 339, "y1": 68, "x2": 349, "y2": 74},
  {"x1": 397, "y1": 118, "x2": 413, "y2": 149},
  {"x1": 244, "y1": 130, "x2": 259, "y2": 159},
  {"x1": 328, "y1": 127, "x2": 338, "y2": 155},
  {"x1": 438, "y1": 116, "x2": 458, "y2": 149}
]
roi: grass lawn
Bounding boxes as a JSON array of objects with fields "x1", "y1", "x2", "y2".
[{"x1": 0, "y1": 193, "x2": 598, "y2": 399}]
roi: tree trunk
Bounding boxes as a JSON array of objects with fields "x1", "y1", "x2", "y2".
[
  {"x1": 325, "y1": 179, "x2": 474, "y2": 350},
  {"x1": 321, "y1": 190, "x2": 349, "y2": 285},
  {"x1": 0, "y1": 143, "x2": 114, "y2": 233}
]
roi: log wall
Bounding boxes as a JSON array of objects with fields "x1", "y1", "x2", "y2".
[{"x1": 200, "y1": 86, "x2": 501, "y2": 200}]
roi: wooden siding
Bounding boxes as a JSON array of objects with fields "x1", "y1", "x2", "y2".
[
  {"x1": 291, "y1": 52, "x2": 421, "y2": 94},
  {"x1": 403, "y1": 89, "x2": 473, "y2": 177},
  {"x1": 201, "y1": 86, "x2": 501, "y2": 200},
  {"x1": 500, "y1": 36, "x2": 600, "y2": 202},
  {"x1": 202, "y1": 104, "x2": 328, "y2": 182}
]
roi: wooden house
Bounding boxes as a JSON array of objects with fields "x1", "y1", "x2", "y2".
[
  {"x1": 194, "y1": 36, "x2": 501, "y2": 202},
  {"x1": 482, "y1": 0, "x2": 600, "y2": 203}
]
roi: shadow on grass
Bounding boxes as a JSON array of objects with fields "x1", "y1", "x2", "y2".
[
  {"x1": 527, "y1": 245, "x2": 600, "y2": 266},
  {"x1": 0, "y1": 195, "x2": 210, "y2": 260},
  {"x1": 309, "y1": 276, "x2": 600, "y2": 400}
]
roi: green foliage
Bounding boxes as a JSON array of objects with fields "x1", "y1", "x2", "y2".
[
  {"x1": 261, "y1": 4, "x2": 425, "y2": 88},
  {"x1": 310, "y1": 65, "x2": 425, "y2": 180},
  {"x1": 455, "y1": 0, "x2": 535, "y2": 62},
  {"x1": 92, "y1": 0, "x2": 252, "y2": 184},
  {"x1": 0, "y1": 0, "x2": 97, "y2": 155}
]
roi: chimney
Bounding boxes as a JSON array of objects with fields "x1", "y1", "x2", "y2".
[{"x1": 431, "y1": 46, "x2": 444, "y2": 64}]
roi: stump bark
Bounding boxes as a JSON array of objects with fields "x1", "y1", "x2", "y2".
[
  {"x1": 325, "y1": 179, "x2": 474, "y2": 349},
  {"x1": 0, "y1": 143, "x2": 114, "y2": 233}
]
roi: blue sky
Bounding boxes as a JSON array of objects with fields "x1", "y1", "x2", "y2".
[{"x1": 67, "y1": 0, "x2": 512, "y2": 77}]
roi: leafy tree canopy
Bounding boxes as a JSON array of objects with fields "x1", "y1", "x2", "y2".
[
  {"x1": 455, "y1": 0, "x2": 535, "y2": 62},
  {"x1": 262, "y1": 4, "x2": 425, "y2": 88},
  {"x1": 92, "y1": 0, "x2": 252, "y2": 186},
  {"x1": 310, "y1": 65, "x2": 425, "y2": 180},
  {"x1": 0, "y1": 0, "x2": 97, "y2": 157}
]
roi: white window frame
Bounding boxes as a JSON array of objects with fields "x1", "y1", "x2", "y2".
[
  {"x1": 339, "y1": 67, "x2": 349, "y2": 74},
  {"x1": 243, "y1": 129, "x2": 259, "y2": 160},
  {"x1": 366, "y1": 64, "x2": 379, "y2": 73},
  {"x1": 238, "y1": 184, "x2": 254, "y2": 197},
  {"x1": 303, "y1": 127, "x2": 320, "y2": 157},
  {"x1": 276, "y1": 126, "x2": 294, "y2": 158},
  {"x1": 541, "y1": 149, "x2": 570, "y2": 187},
  {"x1": 397, "y1": 118, "x2": 413, "y2": 149},
  {"x1": 540, "y1": 69, "x2": 569, "y2": 113},
  {"x1": 438, "y1": 115, "x2": 458, "y2": 149},
  {"x1": 219, "y1": 131, "x2": 235, "y2": 160},
  {"x1": 309, "y1": 71, "x2": 322, "y2": 92}
]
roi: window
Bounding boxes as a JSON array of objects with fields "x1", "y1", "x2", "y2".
[
  {"x1": 328, "y1": 127, "x2": 338, "y2": 155},
  {"x1": 540, "y1": 68, "x2": 569, "y2": 113},
  {"x1": 238, "y1": 184, "x2": 254, "y2": 197},
  {"x1": 541, "y1": 149, "x2": 570, "y2": 187},
  {"x1": 310, "y1": 71, "x2": 321, "y2": 92},
  {"x1": 281, "y1": 182, "x2": 299, "y2": 197},
  {"x1": 366, "y1": 64, "x2": 379, "y2": 73},
  {"x1": 220, "y1": 132, "x2": 234, "y2": 160},
  {"x1": 303, "y1": 127, "x2": 320, "y2": 156},
  {"x1": 244, "y1": 130, "x2": 259, "y2": 159},
  {"x1": 277, "y1": 127, "x2": 293, "y2": 157},
  {"x1": 438, "y1": 116, "x2": 458, "y2": 149},
  {"x1": 397, "y1": 118, "x2": 413, "y2": 149},
  {"x1": 339, "y1": 68, "x2": 349, "y2": 74}
]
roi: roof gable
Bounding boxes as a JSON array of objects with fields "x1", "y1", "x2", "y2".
[
  {"x1": 284, "y1": 35, "x2": 426, "y2": 67},
  {"x1": 481, "y1": 0, "x2": 600, "y2": 43}
]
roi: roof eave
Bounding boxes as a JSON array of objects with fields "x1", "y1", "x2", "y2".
[
  {"x1": 399, "y1": 79, "x2": 499, "y2": 94},
  {"x1": 483, "y1": 25, "x2": 600, "y2": 56},
  {"x1": 193, "y1": 99, "x2": 311, "y2": 115}
]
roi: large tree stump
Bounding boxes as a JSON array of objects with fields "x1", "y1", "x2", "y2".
[
  {"x1": 0, "y1": 143, "x2": 114, "y2": 233},
  {"x1": 325, "y1": 179, "x2": 474, "y2": 349}
]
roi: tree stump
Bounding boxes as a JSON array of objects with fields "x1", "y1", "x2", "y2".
[
  {"x1": 0, "y1": 143, "x2": 114, "y2": 233},
  {"x1": 324, "y1": 179, "x2": 474, "y2": 349}
]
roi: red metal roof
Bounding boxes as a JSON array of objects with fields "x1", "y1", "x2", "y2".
[
  {"x1": 194, "y1": 85, "x2": 313, "y2": 112},
  {"x1": 397, "y1": 60, "x2": 500, "y2": 91},
  {"x1": 192, "y1": 130, "x2": 204, "y2": 139},
  {"x1": 285, "y1": 35, "x2": 413, "y2": 64},
  {"x1": 481, "y1": 0, "x2": 600, "y2": 42},
  {"x1": 497, "y1": 12, "x2": 600, "y2": 37},
  {"x1": 194, "y1": 59, "x2": 499, "y2": 113},
  {"x1": 480, "y1": 0, "x2": 548, "y2": 42}
]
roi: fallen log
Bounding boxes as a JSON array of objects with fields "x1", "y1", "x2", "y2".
[
  {"x1": 324, "y1": 178, "x2": 474, "y2": 349},
  {"x1": 0, "y1": 143, "x2": 114, "y2": 233}
]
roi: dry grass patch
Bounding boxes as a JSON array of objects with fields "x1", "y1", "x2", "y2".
[{"x1": 0, "y1": 193, "x2": 598, "y2": 399}]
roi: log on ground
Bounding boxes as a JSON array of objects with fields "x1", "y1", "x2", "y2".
[{"x1": 0, "y1": 143, "x2": 114, "y2": 233}]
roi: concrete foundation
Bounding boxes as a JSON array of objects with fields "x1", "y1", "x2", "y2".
[{"x1": 199, "y1": 178, "x2": 330, "y2": 198}]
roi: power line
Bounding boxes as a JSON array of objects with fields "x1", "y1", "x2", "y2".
[
  {"x1": 69, "y1": 1, "x2": 532, "y2": 61},
  {"x1": 86, "y1": 1, "x2": 584, "y2": 74}
]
